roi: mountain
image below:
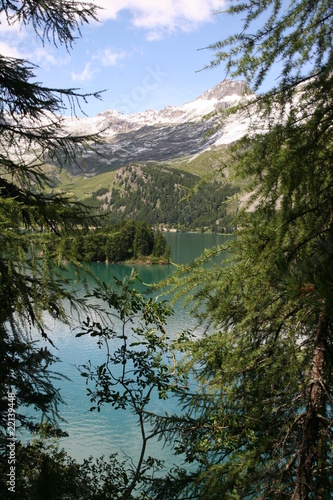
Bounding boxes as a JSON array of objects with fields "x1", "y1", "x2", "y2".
[
  {"x1": 48, "y1": 80, "x2": 253, "y2": 232},
  {"x1": 62, "y1": 79, "x2": 251, "y2": 174}
]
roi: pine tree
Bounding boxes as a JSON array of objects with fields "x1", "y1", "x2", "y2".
[
  {"x1": 152, "y1": 229, "x2": 167, "y2": 257},
  {"x1": 152, "y1": 1, "x2": 333, "y2": 497},
  {"x1": 133, "y1": 222, "x2": 154, "y2": 258},
  {"x1": 0, "y1": 0, "x2": 101, "y2": 440}
]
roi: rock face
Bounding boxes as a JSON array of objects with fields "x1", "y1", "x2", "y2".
[{"x1": 63, "y1": 80, "x2": 251, "y2": 173}]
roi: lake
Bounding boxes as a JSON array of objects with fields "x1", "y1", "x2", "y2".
[{"x1": 27, "y1": 232, "x2": 229, "y2": 466}]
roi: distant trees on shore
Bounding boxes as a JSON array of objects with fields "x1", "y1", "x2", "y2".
[{"x1": 57, "y1": 221, "x2": 171, "y2": 263}]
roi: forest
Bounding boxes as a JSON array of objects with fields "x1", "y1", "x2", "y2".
[
  {"x1": 87, "y1": 163, "x2": 238, "y2": 233},
  {"x1": 1, "y1": 0, "x2": 333, "y2": 499},
  {"x1": 51, "y1": 221, "x2": 170, "y2": 263}
]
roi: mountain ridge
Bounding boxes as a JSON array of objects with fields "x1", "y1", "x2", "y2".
[
  {"x1": 65, "y1": 79, "x2": 249, "y2": 137},
  {"x1": 50, "y1": 80, "x2": 253, "y2": 231},
  {"x1": 62, "y1": 79, "x2": 251, "y2": 174}
]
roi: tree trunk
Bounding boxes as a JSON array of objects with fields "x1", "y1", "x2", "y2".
[{"x1": 292, "y1": 314, "x2": 328, "y2": 499}]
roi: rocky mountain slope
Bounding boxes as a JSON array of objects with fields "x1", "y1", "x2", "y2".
[
  {"x1": 62, "y1": 79, "x2": 251, "y2": 173},
  {"x1": 45, "y1": 79, "x2": 256, "y2": 231}
]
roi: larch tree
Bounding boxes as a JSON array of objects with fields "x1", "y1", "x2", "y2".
[
  {"x1": 150, "y1": 1, "x2": 333, "y2": 498},
  {"x1": 0, "y1": 0, "x2": 102, "y2": 442}
]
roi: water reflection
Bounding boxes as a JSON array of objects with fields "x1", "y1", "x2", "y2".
[{"x1": 24, "y1": 233, "x2": 229, "y2": 464}]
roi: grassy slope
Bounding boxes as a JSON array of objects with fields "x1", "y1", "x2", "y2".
[
  {"x1": 48, "y1": 168, "x2": 117, "y2": 200},
  {"x1": 46, "y1": 145, "x2": 238, "y2": 203},
  {"x1": 152, "y1": 145, "x2": 229, "y2": 177}
]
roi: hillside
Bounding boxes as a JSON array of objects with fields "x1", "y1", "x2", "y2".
[
  {"x1": 85, "y1": 163, "x2": 238, "y2": 232},
  {"x1": 49, "y1": 80, "x2": 252, "y2": 230}
]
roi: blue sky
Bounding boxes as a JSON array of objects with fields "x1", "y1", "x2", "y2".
[{"x1": 0, "y1": 1, "x2": 247, "y2": 116}]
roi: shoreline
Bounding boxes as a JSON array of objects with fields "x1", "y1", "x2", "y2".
[{"x1": 104, "y1": 256, "x2": 170, "y2": 266}]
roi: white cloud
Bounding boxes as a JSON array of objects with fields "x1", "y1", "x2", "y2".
[
  {"x1": 92, "y1": 0, "x2": 224, "y2": 36},
  {"x1": 0, "y1": 40, "x2": 69, "y2": 71},
  {"x1": 145, "y1": 31, "x2": 164, "y2": 42},
  {"x1": 0, "y1": 12, "x2": 21, "y2": 34},
  {"x1": 0, "y1": 41, "x2": 21, "y2": 58},
  {"x1": 33, "y1": 48, "x2": 71, "y2": 67},
  {"x1": 0, "y1": 12, "x2": 29, "y2": 58},
  {"x1": 71, "y1": 63, "x2": 98, "y2": 82},
  {"x1": 93, "y1": 48, "x2": 127, "y2": 67},
  {"x1": 0, "y1": 13, "x2": 69, "y2": 68}
]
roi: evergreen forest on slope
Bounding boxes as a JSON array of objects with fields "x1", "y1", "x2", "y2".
[{"x1": 87, "y1": 164, "x2": 238, "y2": 233}]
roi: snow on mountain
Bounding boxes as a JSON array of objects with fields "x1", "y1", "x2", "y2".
[
  {"x1": 7, "y1": 78, "x2": 304, "y2": 178},
  {"x1": 64, "y1": 79, "x2": 249, "y2": 137},
  {"x1": 59, "y1": 79, "x2": 256, "y2": 172}
]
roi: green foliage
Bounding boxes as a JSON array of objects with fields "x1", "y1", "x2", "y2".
[
  {"x1": 148, "y1": 1, "x2": 333, "y2": 498},
  {"x1": 0, "y1": 0, "x2": 102, "y2": 442},
  {"x1": 133, "y1": 221, "x2": 154, "y2": 258},
  {"x1": 0, "y1": 2, "x2": 179, "y2": 499},
  {"x1": 152, "y1": 119, "x2": 333, "y2": 496},
  {"x1": 76, "y1": 271, "x2": 187, "y2": 499},
  {"x1": 0, "y1": 438, "x2": 132, "y2": 499},
  {"x1": 92, "y1": 163, "x2": 238, "y2": 232},
  {"x1": 0, "y1": 328, "x2": 71, "y2": 444},
  {"x1": 152, "y1": 229, "x2": 167, "y2": 257},
  {"x1": 0, "y1": 274, "x2": 189, "y2": 499},
  {"x1": 53, "y1": 220, "x2": 170, "y2": 263},
  {"x1": 2, "y1": 1, "x2": 333, "y2": 498},
  {"x1": 208, "y1": 0, "x2": 333, "y2": 94},
  {"x1": 1, "y1": 1, "x2": 99, "y2": 50}
]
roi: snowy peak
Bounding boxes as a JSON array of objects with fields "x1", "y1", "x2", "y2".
[
  {"x1": 136, "y1": 79, "x2": 248, "y2": 124},
  {"x1": 199, "y1": 79, "x2": 247, "y2": 101},
  {"x1": 62, "y1": 80, "x2": 252, "y2": 173},
  {"x1": 67, "y1": 79, "x2": 249, "y2": 137},
  {"x1": 111, "y1": 79, "x2": 247, "y2": 124}
]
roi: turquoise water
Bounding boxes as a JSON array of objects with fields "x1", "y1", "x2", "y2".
[{"x1": 27, "y1": 233, "x2": 229, "y2": 465}]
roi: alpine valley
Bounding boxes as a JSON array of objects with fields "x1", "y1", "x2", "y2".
[{"x1": 50, "y1": 79, "x2": 254, "y2": 232}]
